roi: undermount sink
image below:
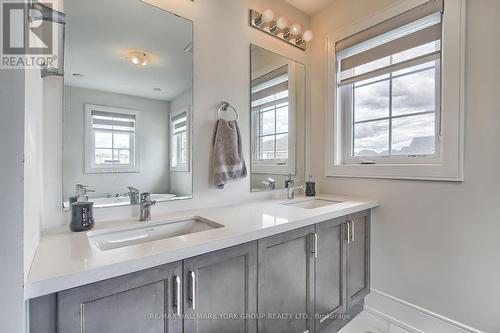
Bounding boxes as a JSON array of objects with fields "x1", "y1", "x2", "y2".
[
  {"x1": 88, "y1": 217, "x2": 223, "y2": 251},
  {"x1": 282, "y1": 199, "x2": 342, "y2": 209}
]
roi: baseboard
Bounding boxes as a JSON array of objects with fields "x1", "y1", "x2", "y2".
[{"x1": 364, "y1": 289, "x2": 485, "y2": 333}]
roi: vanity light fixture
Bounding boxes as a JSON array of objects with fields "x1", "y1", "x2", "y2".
[
  {"x1": 249, "y1": 9, "x2": 313, "y2": 50},
  {"x1": 124, "y1": 50, "x2": 152, "y2": 67}
]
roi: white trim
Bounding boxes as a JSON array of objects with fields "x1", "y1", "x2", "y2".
[
  {"x1": 324, "y1": 0, "x2": 465, "y2": 181},
  {"x1": 84, "y1": 104, "x2": 141, "y2": 174},
  {"x1": 365, "y1": 289, "x2": 486, "y2": 333},
  {"x1": 169, "y1": 105, "x2": 191, "y2": 172}
]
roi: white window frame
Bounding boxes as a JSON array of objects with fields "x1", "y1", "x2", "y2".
[
  {"x1": 325, "y1": 0, "x2": 465, "y2": 181},
  {"x1": 84, "y1": 104, "x2": 141, "y2": 174},
  {"x1": 169, "y1": 106, "x2": 190, "y2": 172},
  {"x1": 251, "y1": 62, "x2": 297, "y2": 175}
]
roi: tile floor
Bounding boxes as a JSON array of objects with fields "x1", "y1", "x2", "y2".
[{"x1": 338, "y1": 311, "x2": 412, "y2": 333}]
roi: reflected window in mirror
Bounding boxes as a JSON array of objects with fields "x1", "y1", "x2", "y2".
[
  {"x1": 170, "y1": 107, "x2": 190, "y2": 172},
  {"x1": 252, "y1": 66, "x2": 290, "y2": 167},
  {"x1": 85, "y1": 105, "x2": 140, "y2": 173}
]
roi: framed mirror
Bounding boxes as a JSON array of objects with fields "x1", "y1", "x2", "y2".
[
  {"x1": 250, "y1": 45, "x2": 306, "y2": 191},
  {"x1": 62, "y1": 0, "x2": 193, "y2": 208}
]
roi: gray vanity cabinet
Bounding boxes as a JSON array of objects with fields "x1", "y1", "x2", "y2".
[
  {"x1": 315, "y1": 210, "x2": 371, "y2": 333},
  {"x1": 315, "y1": 217, "x2": 346, "y2": 330},
  {"x1": 346, "y1": 210, "x2": 371, "y2": 307},
  {"x1": 257, "y1": 226, "x2": 316, "y2": 333},
  {"x1": 183, "y1": 242, "x2": 257, "y2": 333},
  {"x1": 29, "y1": 210, "x2": 372, "y2": 333},
  {"x1": 57, "y1": 261, "x2": 183, "y2": 333}
]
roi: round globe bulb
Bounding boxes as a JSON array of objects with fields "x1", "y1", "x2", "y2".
[
  {"x1": 303, "y1": 30, "x2": 314, "y2": 42},
  {"x1": 290, "y1": 23, "x2": 302, "y2": 35},
  {"x1": 262, "y1": 9, "x2": 274, "y2": 23},
  {"x1": 276, "y1": 16, "x2": 288, "y2": 29},
  {"x1": 131, "y1": 55, "x2": 140, "y2": 65}
]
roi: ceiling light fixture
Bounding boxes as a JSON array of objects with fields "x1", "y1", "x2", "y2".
[
  {"x1": 249, "y1": 9, "x2": 313, "y2": 50},
  {"x1": 123, "y1": 50, "x2": 152, "y2": 67}
]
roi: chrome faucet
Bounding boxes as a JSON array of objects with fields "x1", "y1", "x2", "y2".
[
  {"x1": 139, "y1": 193, "x2": 156, "y2": 221},
  {"x1": 286, "y1": 180, "x2": 304, "y2": 199},
  {"x1": 262, "y1": 177, "x2": 276, "y2": 190},
  {"x1": 127, "y1": 186, "x2": 140, "y2": 205}
]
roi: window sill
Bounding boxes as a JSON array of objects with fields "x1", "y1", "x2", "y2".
[
  {"x1": 325, "y1": 163, "x2": 463, "y2": 182},
  {"x1": 85, "y1": 166, "x2": 140, "y2": 174}
]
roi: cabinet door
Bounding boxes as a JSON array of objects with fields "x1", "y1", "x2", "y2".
[
  {"x1": 315, "y1": 217, "x2": 346, "y2": 330},
  {"x1": 258, "y1": 226, "x2": 315, "y2": 333},
  {"x1": 58, "y1": 262, "x2": 182, "y2": 333},
  {"x1": 346, "y1": 210, "x2": 371, "y2": 307},
  {"x1": 183, "y1": 242, "x2": 257, "y2": 333}
]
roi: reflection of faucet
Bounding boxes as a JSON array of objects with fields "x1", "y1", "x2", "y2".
[
  {"x1": 286, "y1": 180, "x2": 303, "y2": 200},
  {"x1": 139, "y1": 193, "x2": 156, "y2": 222},
  {"x1": 262, "y1": 178, "x2": 276, "y2": 190},
  {"x1": 127, "y1": 187, "x2": 140, "y2": 205}
]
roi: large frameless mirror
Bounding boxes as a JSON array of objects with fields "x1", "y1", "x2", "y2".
[
  {"x1": 62, "y1": 0, "x2": 193, "y2": 208},
  {"x1": 250, "y1": 44, "x2": 306, "y2": 192}
]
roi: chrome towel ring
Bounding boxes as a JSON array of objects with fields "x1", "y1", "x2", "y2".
[{"x1": 217, "y1": 101, "x2": 239, "y2": 121}]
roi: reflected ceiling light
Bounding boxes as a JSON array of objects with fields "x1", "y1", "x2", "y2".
[
  {"x1": 124, "y1": 50, "x2": 152, "y2": 67},
  {"x1": 249, "y1": 9, "x2": 313, "y2": 50}
]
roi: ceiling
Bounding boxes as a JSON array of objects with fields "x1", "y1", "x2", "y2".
[
  {"x1": 285, "y1": 0, "x2": 337, "y2": 15},
  {"x1": 64, "y1": 0, "x2": 192, "y2": 101}
]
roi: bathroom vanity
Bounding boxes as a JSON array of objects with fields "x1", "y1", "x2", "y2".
[{"x1": 27, "y1": 196, "x2": 376, "y2": 333}]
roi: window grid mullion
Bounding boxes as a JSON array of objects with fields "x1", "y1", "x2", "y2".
[
  {"x1": 352, "y1": 85, "x2": 355, "y2": 157},
  {"x1": 274, "y1": 106, "x2": 277, "y2": 157},
  {"x1": 388, "y1": 55, "x2": 394, "y2": 157}
]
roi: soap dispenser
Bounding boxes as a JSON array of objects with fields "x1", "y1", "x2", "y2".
[
  {"x1": 285, "y1": 174, "x2": 293, "y2": 189},
  {"x1": 70, "y1": 185, "x2": 95, "y2": 232},
  {"x1": 305, "y1": 174, "x2": 316, "y2": 197}
]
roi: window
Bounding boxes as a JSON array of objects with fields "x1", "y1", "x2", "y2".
[
  {"x1": 339, "y1": 5, "x2": 442, "y2": 164},
  {"x1": 251, "y1": 66, "x2": 294, "y2": 174},
  {"x1": 85, "y1": 104, "x2": 141, "y2": 173},
  {"x1": 170, "y1": 107, "x2": 190, "y2": 172},
  {"x1": 326, "y1": 0, "x2": 465, "y2": 180}
]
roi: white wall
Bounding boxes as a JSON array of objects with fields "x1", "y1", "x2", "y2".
[
  {"x1": 42, "y1": 0, "x2": 310, "y2": 226},
  {"x1": 169, "y1": 88, "x2": 193, "y2": 197},
  {"x1": 43, "y1": 77, "x2": 65, "y2": 229},
  {"x1": 63, "y1": 86, "x2": 170, "y2": 199},
  {"x1": 0, "y1": 68, "x2": 25, "y2": 331},
  {"x1": 308, "y1": 0, "x2": 500, "y2": 331},
  {"x1": 24, "y1": 69, "x2": 43, "y2": 283}
]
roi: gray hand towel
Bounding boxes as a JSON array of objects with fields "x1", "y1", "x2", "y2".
[{"x1": 213, "y1": 119, "x2": 247, "y2": 189}]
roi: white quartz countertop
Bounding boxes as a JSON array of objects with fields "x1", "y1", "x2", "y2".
[{"x1": 26, "y1": 194, "x2": 378, "y2": 299}]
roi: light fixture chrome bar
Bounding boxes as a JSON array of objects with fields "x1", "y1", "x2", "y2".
[{"x1": 249, "y1": 9, "x2": 306, "y2": 51}]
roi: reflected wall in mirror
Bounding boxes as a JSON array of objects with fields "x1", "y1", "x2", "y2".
[
  {"x1": 250, "y1": 45, "x2": 306, "y2": 192},
  {"x1": 63, "y1": 0, "x2": 193, "y2": 208}
]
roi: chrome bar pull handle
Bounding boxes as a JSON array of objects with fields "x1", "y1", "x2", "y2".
[
  {"x1": 189, "y1": 271, "x2": 196, "y2": 310},
  {"x1": 173, "y1": 275, "x2": 181, "y2": 317},
  {"x1": 345, "y1": 221, "x2": 351, "y2": 244},
  {"x1": 313, "y1": 233, "x2": 318, "y2": 258}
]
